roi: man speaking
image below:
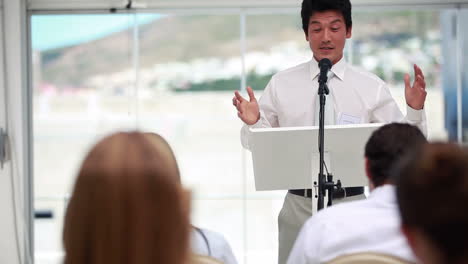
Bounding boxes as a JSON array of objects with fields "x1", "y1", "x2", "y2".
[{"x1": 232, "y1": 0, "x2": 427, "y2": 262}]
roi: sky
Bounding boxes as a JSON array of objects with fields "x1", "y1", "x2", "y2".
[{"x1": 31, "y1": 14, "x2": 160, "y2": 51}]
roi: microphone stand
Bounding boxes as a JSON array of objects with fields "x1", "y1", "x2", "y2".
[{"x1": 317, "y1": 74, "x2": 342, "y2": 210}]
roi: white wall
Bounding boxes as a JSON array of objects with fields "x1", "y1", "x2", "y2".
[{"x1": 0, "y1": 0, "x2": 31, "y2": 263}]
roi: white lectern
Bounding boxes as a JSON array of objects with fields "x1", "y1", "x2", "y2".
[{"x1": 249, "y1": 123, "x2": 383, "y2": 211}]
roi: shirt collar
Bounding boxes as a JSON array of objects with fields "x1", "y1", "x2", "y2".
[
  {"x1": 309, "y1": 56, "x2": 347, "y2": 81},
  {"x1": 369, "y1": 184, "x2": 396, "y2": 204}
]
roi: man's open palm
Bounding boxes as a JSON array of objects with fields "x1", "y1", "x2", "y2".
[
  {"x1": 405, "y1": 64, "x2": 427, "y2": 110},
  {"x1": 232, "y1": 86, "x2": 260, "y2": 125}
]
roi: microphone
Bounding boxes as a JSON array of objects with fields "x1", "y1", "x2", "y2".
[{"x1": 318, "y1": 58, "x2": 332, "y2": 84}]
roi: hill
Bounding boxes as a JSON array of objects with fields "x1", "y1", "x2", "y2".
[{"x1": 40, "y1": 14, "x2": 303, "y2": 87}]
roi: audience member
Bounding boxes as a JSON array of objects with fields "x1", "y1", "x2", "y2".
[
  {"x1": 396, "y1": 143, "x2": 468, "y2": 264},
  {"x1": 191, "y1": 226, "x2": 238, "y2": 264},
  {"x1": 63, "y1": 132, "x2": 191, "y2": 264},
  {"x1": 287, "y1": 123, "x2": 427, "y2": 263}
]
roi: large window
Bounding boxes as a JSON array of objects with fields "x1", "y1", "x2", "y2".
[{"x1": 32, "y1": 7, "x2": 466, "y2": 264}]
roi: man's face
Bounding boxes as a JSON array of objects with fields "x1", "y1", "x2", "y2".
[{"x1": 306, "y1": 10, "x2": 352, "y2": 65}]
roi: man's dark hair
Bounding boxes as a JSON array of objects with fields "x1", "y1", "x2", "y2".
[
  {"x1": 395, "y1": 143, "x2": 468, "y2": 263},
  {"x1": 301, "y1": 0, "x2": 352, "y2": 36},
  {"x1": 364, "y1": 123, "x2": 426, "y2": 187}
]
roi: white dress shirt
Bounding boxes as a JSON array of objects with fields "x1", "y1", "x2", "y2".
[
  {"x1": 241, "y1": 58, "x2": 427, "y2": 149},
  {"x1": 191, "y1": 228, "x2": 238, "y2": 264},
  {"x1": 286, "y1": 185, "x2": 417, "y2": 264}
]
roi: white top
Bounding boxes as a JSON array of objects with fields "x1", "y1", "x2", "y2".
[
  {"x1": 191, "y1": 228, "x2": 238, "y2": 264},
  {"x1": 241, "y1": 58, "x2": 426, "y2": 149},
  {"x1": 286, "y1": 185, "x2": 417, "y2": 264}
]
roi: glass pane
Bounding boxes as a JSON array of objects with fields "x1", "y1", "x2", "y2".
[
  {"x1": 441, "y1": 9, "x2": 468, "y2": 142},
  {"x1": 351, "y1": 10, "x2": 446, "y2": 140},
  {"x1": 136, "y1": 13, "x2": 244, "y2": 261},
  {"x1": 244, "y1": 199, "x2": 284, "y2": 263},
  {"x1": 244, "y1": 13, "x2": 309, "y2": 262},
  {"x1": 245, "y1": 14, "x2": 310, "y2": 91},
  {"x1": 32, "y1": 14, "x2": 135, "y2": 264},
  {"x1": 136, "y1": 14, "x2": 243, "y2": 196}
]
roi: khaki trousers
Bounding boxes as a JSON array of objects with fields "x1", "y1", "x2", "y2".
[{"x1": 278, "y1": 192, "x2": 366, "y2": 264}]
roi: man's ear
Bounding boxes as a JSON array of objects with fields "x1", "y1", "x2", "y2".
[{"x1": 346, "y1": 26, "x2": 352, "y2": 39}]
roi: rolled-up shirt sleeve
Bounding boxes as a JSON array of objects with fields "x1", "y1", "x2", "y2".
[
  {"x1": 371, "y1": 83, "x2": 427, "y2": 136},
  {"x1": 240, "y1": 78, "x2": 279, "y2": 150}
]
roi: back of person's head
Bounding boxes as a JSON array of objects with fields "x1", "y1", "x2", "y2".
[
  {"x1": 144, "y1": 132, "x2": 182, "y2": 184},
  {"x1": 364, "y1": 123, "x2": 427, "y2": 188},
  {"x1": 396, "y1": 143, "x2": 468, "y2": 264},
  {"x1": 301, "y1": 0, "x2": 352, "y2": 35},
  {"x1": 63, "y1": 131, "x2": 190, "y2": 264}
]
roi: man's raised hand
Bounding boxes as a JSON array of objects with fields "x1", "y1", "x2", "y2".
[
  {"x1": 404, "y1": 64, "x2": 427, "y2": 110},
  {"x1": 232, "y1": 86, "x2": 260, "y2": 125}
]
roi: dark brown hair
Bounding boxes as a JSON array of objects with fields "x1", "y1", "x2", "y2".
[
  {"x1": 364, "y1": 123, "x2": 427, "y2": 187},
  {"x1": 396, "y1": 143, "x2": 468, "y2": 263},
  {"x1": 301, "y1": 0, "x2": 352, "y2": 36},
  {"x1": 63, "y1": 132, "x2": 190, "y2": 264}
]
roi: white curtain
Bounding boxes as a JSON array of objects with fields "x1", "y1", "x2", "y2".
[{"x1": 0, "y1": 0, "x2": 31, "y2": 264}]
